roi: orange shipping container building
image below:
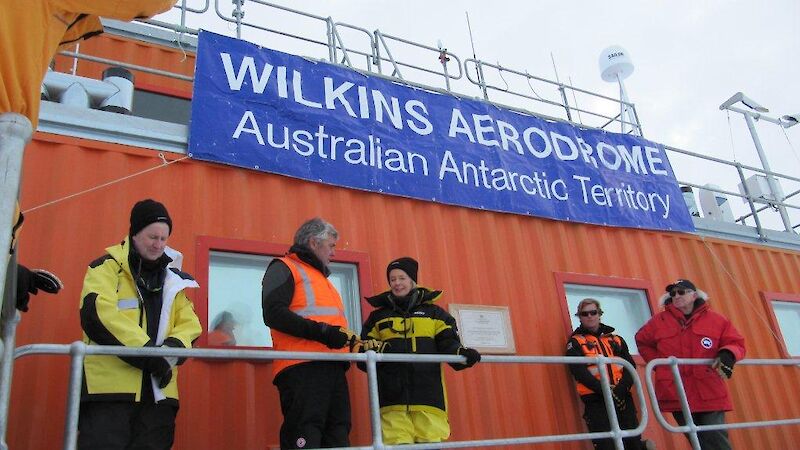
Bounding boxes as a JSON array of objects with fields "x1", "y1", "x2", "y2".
[{"x1": 6, "y1": 11, "x2": 800, "y2": 450}]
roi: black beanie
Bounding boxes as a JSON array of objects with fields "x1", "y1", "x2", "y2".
[
  {"x1": 129, "y1": 199, "x2": 172, "y2": 237},
  {"x1": 387, "y1": 257, "x2": 418, "y2": 283}
]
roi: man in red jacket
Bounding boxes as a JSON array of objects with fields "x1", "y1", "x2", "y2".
[{"x1": 635, "y1": 279, "x2": 746, "y2": 450}]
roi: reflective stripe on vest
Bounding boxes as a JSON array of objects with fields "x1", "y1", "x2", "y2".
[
  {"x1": 271, "y1": 254, "x2": 348, "y2": 378},
  {"x1": 573, "y1": 334, "x2": 624, "y2": 396},
  {"x1": 287, "y1": 259, "x2": 342, "y2": 318}
]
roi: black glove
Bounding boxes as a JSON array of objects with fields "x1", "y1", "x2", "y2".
[
  {"x1": 319, "y1": 324, "x2": 357, "y2": 350},
  {"x1": 30, "y1": 269, "x2": 63, "y2": 294},
  {"x1": 15, "y1": 266, "x2": 63, "y2": 311},
  {"x1": 457, "y1": 347, "x2": 481, "y2": 368},
  {"x1": 712, "y1": 349, "x2": 736, "y2": 379},
  {"x1": 145, "y1": 354, "x2": 173, "y2": 389},
  {"x1": 156, "y1": 369, "x2": 173, "y2": 389},
  {"x1": 146, "y1": 355, "x2": 171, "y2": 375}
]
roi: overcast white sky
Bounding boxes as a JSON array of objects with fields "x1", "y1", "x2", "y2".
[{"x1": 165, "y1": 0, "x2": 800, "y2": 230}]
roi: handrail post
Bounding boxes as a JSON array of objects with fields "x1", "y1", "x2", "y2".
[
  {"x1": 231, "y1": 0, "x2": 244, "y2": 39},
  {"x1": 668, "y1": 357, "x2": 702, "y2": 450},
  {"x1": 326, "y1": 18, "x2": 337, "y2": 64},
  {"x1": 365, "y1": 350, "x2": 385, "y2": 450},
  {"x1": 476, "y1": 61, "x2": 489, "y2": 100},
  {"x1": 558, "y1": 85, "x2": 573, "y2": 122},
  {"x1": 0, "y1": 111, "x2": 30, "y2": 450},
  {"x1": 735, "y1": 163, "x2": 767, "y2": 240},
  {"x1": 597, "y1": 356, "x2": 625, "y2": 450},
  {"x1": 0, "y1": 311, "x2": 20, "y2": 450},
  {"x1": 63, "y1": 342, "x2": 86, "y2": 450}
]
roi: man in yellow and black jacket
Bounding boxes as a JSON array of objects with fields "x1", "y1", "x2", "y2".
[
  {"x1": 566, "y1": 298, "x2": 647, "y2": 450},
  {"x1": 78, "y1": 199, "x2": 201, "y2": 450},
  {"x1": 359, "y1": 257, "x2": 480, "y2": 446}
]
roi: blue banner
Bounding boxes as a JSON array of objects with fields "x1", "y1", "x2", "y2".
[{"x1": 189, "y1": 31, "x2": 694, "y2": 232}]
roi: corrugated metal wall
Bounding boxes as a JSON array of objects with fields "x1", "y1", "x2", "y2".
[
  {"x1": 9, "y1": 132, "x2": 800, "y2": 449},
  {"x1": 9, "y1": 33, "x2": 800, "y2": 449}
]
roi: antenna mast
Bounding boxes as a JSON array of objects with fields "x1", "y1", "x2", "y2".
[{"x1": 599, "y1": 45, "x2": 639, "y2": 135}]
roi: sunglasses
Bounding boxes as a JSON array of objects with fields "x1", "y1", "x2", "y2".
[
  {"x1": 669, "y1": 289, "x2": 693, "y2": 297},
  {"x1": 578, "y1": 310, "x2": 599, "y2": 317}
]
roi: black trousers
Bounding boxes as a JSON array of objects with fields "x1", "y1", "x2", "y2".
[
  {"x1": 582, "y1": 394, "x2": 644, "y2": 450},
  {"x1": 673, "y1": 411, "x2": 731, "y2": 450},
  {"x1": 77, "y1": 401, "x2": 178, "y2": 450},
  {"x1": 275, "y1": 362, "x2": 351, "y2": 449}
]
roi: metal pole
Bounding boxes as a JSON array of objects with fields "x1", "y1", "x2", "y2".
[
  {"x1": 63, "y1": 342, "x2": 86, "y2": 450},
  {"x1": 0, "y1": 112, "x2": 30, "y2": 450},
  {"x1": 477, "y1": 62, "x2": 488, "y2": 100},
  {"x1": 742, "y1": 113, "x2": 794, "y2": 232},
  {"x1": 735, "y1": 163, "x2": 767, "y2": 240},
  {"x1": 558, "y1": 85, "x2": 573, "y2": 122},
  {"x1": 0, "y1": 113, "x2": 29, "y2": 308},
  {"x1": 0, "y1": 311, "x2": 19, "y2": 450},
  {"x1": 365, "y1": 351, "x2": 385, "y2": 450},
  {"x1": 232, "y1": 0, "x2": 244, "y2": 39},
  {"x1": 669, "y1": 358, "x2": 702, "y2": 450},
  {"x1": 597, "y1": 357, "x2": 625, "y2": 450}
]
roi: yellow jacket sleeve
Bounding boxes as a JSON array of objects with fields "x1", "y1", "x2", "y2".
[{"x1": 164, "y1": 290, "x2": 202, "y2": 351}]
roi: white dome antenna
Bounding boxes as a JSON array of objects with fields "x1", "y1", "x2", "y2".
[
  {"x1": 599, "y1": 45, "x2": 634, "y2": 82},
  {"x1": 599, "y1": 45, "x2": 639, "y2": 135}
]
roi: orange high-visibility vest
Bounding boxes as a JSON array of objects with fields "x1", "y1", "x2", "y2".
[
  {"x1": 271, "y1": 254, "x2": 348, "y2": 377},
  {"x1": 573, "y1": 334, "x2": 624, "y2": 396}
]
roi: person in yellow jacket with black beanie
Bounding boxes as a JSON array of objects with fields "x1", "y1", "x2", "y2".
[
  {"x1": 566, "y1": 298, "x2": 650, "y2": 450},
  {"x1": 359, "y1": 257, "x2": 481, "y2": 446},
  {"x1": 78, "y1": 199, "x2": 201, "y2": 450}
]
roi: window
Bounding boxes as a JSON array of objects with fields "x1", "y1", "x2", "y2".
[
  {"x1": 208, "y1": 251, "x2": 273, "y2": 347},
  {"x1": 555, "y1": 273, "x2": 658, "y2": 355},
  {"x1": 132, "y1": 86, "x2": 191, "y2": 124},
  {"x1": 761, "y1": 292, "x2": 800, "y2": 357},
  {"x1": 196, "y1": 236, "x2": 371, "y2": 349},
  {"x1": 328, "y1": 262, "x2": 362, "y2": 333}
]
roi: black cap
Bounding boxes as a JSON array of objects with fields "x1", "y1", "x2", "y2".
[
  {"x1": 387, "y1": 257, "x2": 418, "y2": 283},
  {"x1": 129, "y1": 199, "x2": 172, "y2": 237},
  {"x1": 665, "y1": 279, "x2": 697, "y2": 292}
]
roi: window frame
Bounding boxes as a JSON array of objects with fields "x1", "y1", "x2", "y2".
[
  {"x1": 194, "y1": 235, "x2": 373, "y2": 349},
  {"x1": 554, "y1": 272, "x2": 658, "y2": 363},
  {"x1": 760, "y1": 291, "x2": 800, "y2": 358}
]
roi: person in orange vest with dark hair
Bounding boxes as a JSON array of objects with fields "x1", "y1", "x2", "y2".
[
  {"x1": 566, "y1": 298, "x2": 649, "y2": 450},
  {"x1": 262, "y1": 217, "x2": 378, "y2": 449}
]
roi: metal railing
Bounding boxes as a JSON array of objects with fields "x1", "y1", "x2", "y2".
[
  {"x1": 644, "y1": 357, "x2": 800, "y2": 450},
  {"x1": 665, "y1": 143, "x2": 800, "y2": 237},
  {"x1": 463, "y1": 58, "x2": 642, "y2": 135},
  {"x1": 8, "y1": 343, "x2": 647, "y2": 450}
]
